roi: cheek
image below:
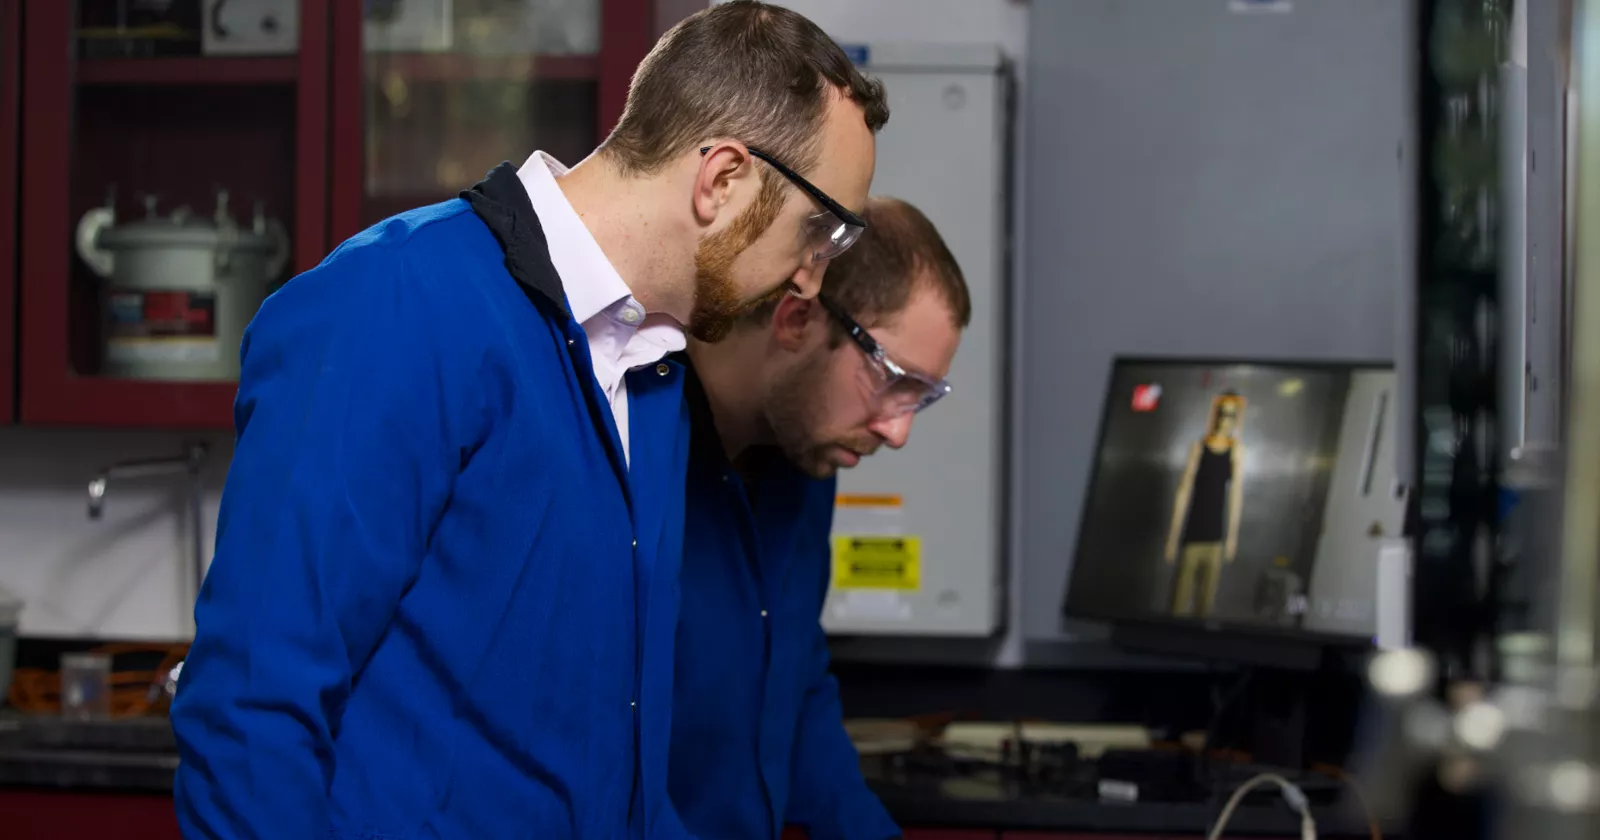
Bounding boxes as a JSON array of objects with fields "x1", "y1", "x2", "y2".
[
  {"x1": 815, "y1": 354, "x2": 873, "y2": 428},
  {"x1": 746, "y1": 208, "x2": 809, "y2": 264},
  {"x1": 726, "y1": 232, "x2": 785, "y2": 286}
]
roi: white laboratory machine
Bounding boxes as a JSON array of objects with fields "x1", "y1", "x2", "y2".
[{"x1": 821, "y1": 43, "x2": 1010, "y2": 638}]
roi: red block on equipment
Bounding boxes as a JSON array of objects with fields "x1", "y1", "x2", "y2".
[{"x1": 1131, "y1": 384, "x2": 1161, "y2": 412}]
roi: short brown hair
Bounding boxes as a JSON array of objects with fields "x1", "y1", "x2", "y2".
[
  {"x1": 748, "y1": 196, "x2": 972, "y2": 331},
  {"x1": 600, "y1": 1, "x2": 890, "y2": 178}
]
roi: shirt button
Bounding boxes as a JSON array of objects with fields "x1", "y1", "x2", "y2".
[
  {"x1": 620, "y1": 306, "x2": 642, "y2": 325},
  {"x1": 656, "y1": 363, "x2": 670, "y2": 376}
]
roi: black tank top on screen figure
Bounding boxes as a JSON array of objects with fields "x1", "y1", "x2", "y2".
[{"x1": 1181, "y1": 444, "x2": 1234, "y2": 544}]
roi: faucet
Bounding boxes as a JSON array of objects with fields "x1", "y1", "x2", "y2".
[{"x1": 87, "y1": 442, "x2": 211, "y2": 613}]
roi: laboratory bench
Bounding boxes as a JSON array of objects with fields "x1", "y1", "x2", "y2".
[
  {"x1": 0, "y1": 655, "x2": 1388, "y2": 837},
  {"x1": 0, "y1": 712, "x2": 1383, "y2": 839}
]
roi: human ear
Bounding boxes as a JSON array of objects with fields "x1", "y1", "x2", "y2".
[
  {"x1": 770, "y1": 293, "x2": 820, "y2": 352},
  {"x1": 692, "y1": 142, "x2": 755, "y2": 226}
]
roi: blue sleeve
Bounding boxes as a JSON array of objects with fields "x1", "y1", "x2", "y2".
[
  {"x1": 782, "y1": 543, "x2": 901, "y2": 840},
  {"x1": 170, "y1": 244, "x2": 483, "y2": 839}
]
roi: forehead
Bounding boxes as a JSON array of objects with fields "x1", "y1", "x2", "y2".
[
  {"x1": 859, "y1": 279, "x2": 961, "y2": 380},
  {"x1": 803, "y1": 89, "x2": 876, "y2": 216}
]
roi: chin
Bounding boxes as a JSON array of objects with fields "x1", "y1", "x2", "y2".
[
  {"x1": 800, "y1": 462, "x2": 838, "y2": 480},
  {"x1": 787, "y1": 449, "x2": 837, "y2": 480}
]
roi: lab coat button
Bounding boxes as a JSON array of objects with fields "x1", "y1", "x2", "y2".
[
  {"x1": 656, "y1": 363, "x2": 670, "y2": 376},
  {"x1": 631, "y1": 539, "x2": 637, "y2": 548},
  {"x1": 760, "y1": 610, "x2": 769, "y2": 618}
]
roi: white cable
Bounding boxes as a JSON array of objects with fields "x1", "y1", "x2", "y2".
[{"x1": 1206, "y1": 772, "x2": 1319, "y2": 840}]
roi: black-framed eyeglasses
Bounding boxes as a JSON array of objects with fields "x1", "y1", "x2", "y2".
[
  {"x1": 699, "y1": 144, "x2": 866, "y2": 262},
  {"x1": 817, "y1": 294, "x2": 951, "y2": 417}
]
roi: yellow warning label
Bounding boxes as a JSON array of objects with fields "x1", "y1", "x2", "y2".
[{"x1": 832, "y1": 535, "x2": 921, "y2": 590}]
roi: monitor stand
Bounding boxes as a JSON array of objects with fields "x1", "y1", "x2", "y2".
[{"x1": 1247, "y1": 668, "x2": 1311, "y2": 770}]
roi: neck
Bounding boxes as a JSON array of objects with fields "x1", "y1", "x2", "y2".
[
  {"x1": 557, "y1": 152, "x2": 697, "y2": 322},
  {"x1": 688, "y1": 329, "x2": 772, "y2": 461}
]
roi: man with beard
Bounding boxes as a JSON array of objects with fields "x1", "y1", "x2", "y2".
[
  {"x1": 170, "y1": 3, "x2": 888, "y2": 838},
  {"x1": 672, "y1": 197, "x2": 969, "y2": 840}
]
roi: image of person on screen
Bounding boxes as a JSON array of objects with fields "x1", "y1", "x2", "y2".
[{"x1": 1163, "y1": 391, "x2": 1246, "y2": 618}]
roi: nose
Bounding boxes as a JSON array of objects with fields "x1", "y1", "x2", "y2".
[
  {"x1": 868, "y1": 412, "x2": 914, "y2": 450},
  {"x1": 788, "y1": 258, "x2": 831, "y2": 300}
]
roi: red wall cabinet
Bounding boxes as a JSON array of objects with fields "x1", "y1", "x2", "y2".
[
  {"x1": 784, "y1": 829, "x2": 999, "y2": 840},
  {"x1": 1002, "y1": 834, "x2": 1196, "y2": 839},
  {"x1": 0, "y1": 0, "x2": 18, "y2": 423},
  {"x1": 0, "y1": 790, "x2": 180, "y2": 839},
  {"x1": 10, "y1": 0, "x2": 653, "y2": 429},
  {"x1": 17, "y1": 0, "x2": 330, "y2": 428},
  {"x1": 1002, "y1": 834, "x2": 1304, "y2": 839}
]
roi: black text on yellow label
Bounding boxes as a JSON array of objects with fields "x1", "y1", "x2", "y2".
[{"x1": 831, "y1": 536, "x2": 922, "y2": 591}]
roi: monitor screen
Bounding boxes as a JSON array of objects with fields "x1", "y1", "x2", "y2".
[{"x1": 1061, "y1": 358, "x2": 1406, "y2": 643}]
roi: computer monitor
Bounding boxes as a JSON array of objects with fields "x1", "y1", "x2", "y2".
[{"x1": 1062, "y1": 357, "x2": 1407, "y2": 666}]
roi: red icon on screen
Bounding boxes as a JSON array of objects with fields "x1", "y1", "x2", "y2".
[{"x1": 1132, "y1": 384, "x2": 1162, "y2": 412}]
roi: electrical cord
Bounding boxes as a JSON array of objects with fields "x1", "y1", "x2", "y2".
[
  {"x1": 1206, "y1": 772, "x2": 1317, "y2": 840},
  {"x1": 1310, "y1": 763, "x2": 1382, "y2": 840}
]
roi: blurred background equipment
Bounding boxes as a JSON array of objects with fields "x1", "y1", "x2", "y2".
[
  {"x1": 0, "y1": 585, "x2": 19, "y2": 705},
  {"x1": 201, "y1": 0, "x2": 299, "y2": 55},
  {"x1": 1356, "y1": 2, "x2": 1600, "y2": 840},
  {"x1": 75, "y1": 189, "x2": 288, "y2": 382}
]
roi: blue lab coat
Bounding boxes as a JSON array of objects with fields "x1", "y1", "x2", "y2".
[
  {"x1": 171, "y1": 163, "x2": 691, "y2": 840},
  {"x1": 669, "y1": 364, "x2": 900, "y2": 840}
]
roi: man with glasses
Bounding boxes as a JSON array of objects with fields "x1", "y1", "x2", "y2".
[
  {"x1": 672, "y1": 197, "x2": 969, "y2": 840},
  {"x1": 171, "y1": 3, "x2": 889, "y2": 839}
]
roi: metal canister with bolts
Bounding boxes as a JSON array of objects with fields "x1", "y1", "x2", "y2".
[{"x1": 75, "y1": 188, "x2": 289, "y2": 381}]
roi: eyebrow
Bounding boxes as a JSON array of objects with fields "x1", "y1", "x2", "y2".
[{"x1": 873, "y1": 330, "x2": 940, "y2": 380}]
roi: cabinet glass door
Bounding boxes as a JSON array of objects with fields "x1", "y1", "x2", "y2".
[{"x1": 356, "y1": 0, "x2": 602, "y2": 225}]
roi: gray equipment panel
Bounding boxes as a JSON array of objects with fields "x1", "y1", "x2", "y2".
[{"x1": 1019, "y1": 0, "x2": 1413, "y2": 640}]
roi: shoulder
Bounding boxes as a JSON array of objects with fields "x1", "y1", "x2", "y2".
[
  {"x1": 274, "y1": 200, "x2": 478, "y2": 301},
  {"x1": 264, "y1": 199, "x2": 538, "y2": 349},
  {"x1": 341, "y1": 198, "x2": 482, "y2": 254}
]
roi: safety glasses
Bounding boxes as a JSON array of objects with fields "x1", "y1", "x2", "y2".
[
  {"x1": 700, "y1": 144, "x2": 866, "y2": 262},
  {"x1": 817, "y1": 294, "x2": 951, "y2": 417}
]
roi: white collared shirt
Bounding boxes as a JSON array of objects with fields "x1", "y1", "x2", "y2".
[{"x1": 515, "y1": 152, "x2": 685, "y2": 464}]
